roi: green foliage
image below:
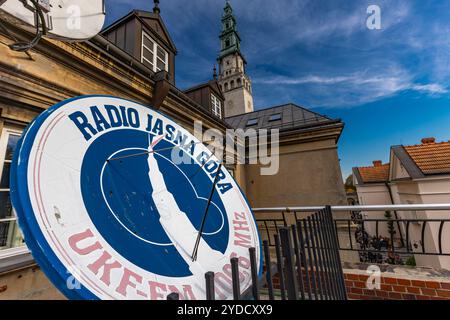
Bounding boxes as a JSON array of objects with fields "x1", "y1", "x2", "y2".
[
  {"x1": 405, "y1": 256, "x2": 416, "y2": 267},
  {"x1": 345, "y1": 174, "x2": 356, "y2": 193},
  {"x1": 384, "y1": 211, "x2": 396, "y2": 238}
]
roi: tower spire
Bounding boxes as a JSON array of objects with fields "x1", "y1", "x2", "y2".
[
  {"x1": 217, "y1": 0, "x2": 254, "y2": 117},
  {"x1": 213, "y1": 65, "x2": 217, "y2": 80},
  {"x1": 153, "y1": 0, "x2": 160, "y2": 14},
  {"x1": 218, "y1": 0, "x2": 241, "y2": 60}
]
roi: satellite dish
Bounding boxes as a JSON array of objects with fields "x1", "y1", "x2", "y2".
[
  {"x1": 10, "y1": 95, "x2": 262, "y2": 300},
  {"x1": 0, "y1": 0, "x2": 105, "y2": 50}
]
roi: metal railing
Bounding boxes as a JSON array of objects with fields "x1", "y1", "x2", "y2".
[
  {"x1": 255, "y1": 204, "x2": 450, "y2": 265},
  {"x1": 168, "y1": 206, "x2": 347, "y2": 300}
]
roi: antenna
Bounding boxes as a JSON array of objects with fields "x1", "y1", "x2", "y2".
[
  {"x1": 0, "y1": 0, "x2": 106, "y2": 52},
  {"x1": 191, "y1": 162, "x2": 223, "y2": 262}
]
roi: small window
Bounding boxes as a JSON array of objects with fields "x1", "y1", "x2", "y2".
[
  {"x1": 246, "y1": 118, "x2": 258, "y2": 126},
  {"x1": 141, "y1": 32, "x2": 168, "y2": 73},
  {"x1": 211, "y1": 94, "x2": 222, "y2": 118},
  {"x1": 269, "y1": 113, "x2": 282, "y2": 122},
  {"x1": 0, "y1": 128, "x2": 24, "y2": 250},
  {"x1": 225, "y1": 39, "x2": 230, "y2": 47}
]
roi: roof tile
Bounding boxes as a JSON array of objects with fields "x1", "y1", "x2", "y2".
[
  {"x1": 404, "y1": 141, "x2": 450, "y2": 175},
  {"x1": 357, "y1": 163, "x2": 390, "y2": 183}
]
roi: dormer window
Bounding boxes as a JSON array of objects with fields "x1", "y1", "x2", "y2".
[
  {"x1": 269, "y1": 113, "x2": 282, "y2": 122},
  {"x1": 141, "y1": 31, "x2": 168, "y2": 73},
  {"x1": 211, "y1": 94, "x2": 222, "y2": 118},
  {"x1": 246, "y1": 118, "x2": 258, "y2": 126}
]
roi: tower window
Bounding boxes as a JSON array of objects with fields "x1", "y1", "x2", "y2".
[
  {"x1": 141, "y1": 31, "x2": 168, "y2": 73},
  {"x1": 237, "y1": 78, "x2": 241, "y2": 86},
  {"x1": 246, "y1": 118, "x2": 258, "y2": 127},
  {"x1": 211, "y1": 94, "x2": 222, "y2": 118},
  {"x1": 224, "y1": 83, "x2": 229, "y2": 91},
  {"x1": 230, "y1": 80, "x2": 235, "y2": 88},
  {"x1": 226, "y1": 39, "x2": 230, "y2": 47}
]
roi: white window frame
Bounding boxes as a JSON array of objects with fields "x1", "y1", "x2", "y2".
[
  {"x1": 0, "y1": 127, "x2": 27, "y2": 257},
  {"x1": 141, "y1": 31, "x2": 169, "y2": 73},
  {"x1": 211, "y1": 94, "x2": 222, "y2": 118}
]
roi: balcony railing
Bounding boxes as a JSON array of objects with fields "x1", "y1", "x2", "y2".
[{"x1": 254, "y1": 204, "x2": 450, "y2": 265}]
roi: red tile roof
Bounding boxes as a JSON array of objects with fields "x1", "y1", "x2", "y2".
[
  {"x1": 404, "y1": 140, "x2": 450, "y2": 175},
  {"x1": 356, "y1": 162, "x2": 390, "y2": 183}
]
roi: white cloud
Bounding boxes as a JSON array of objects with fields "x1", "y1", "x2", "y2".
[
  {"x1": 411, "y1": 84, "x2": 448, "y2": 94},
  {"x1": 107, "y1": 0, "x2": 450, "y2": 108},
  {"x1": 253, "y1": 70, "x2": 448, "y2": 107}
]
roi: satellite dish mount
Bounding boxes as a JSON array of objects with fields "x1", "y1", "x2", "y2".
[
  {"x1": 0, "y1": 0, "x2": 106, "y2": 52},
  {"x1": 7, "y1": 0, "x2": 48, "y2": 51}
]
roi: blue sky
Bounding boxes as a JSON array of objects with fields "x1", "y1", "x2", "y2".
[{"x1": 105, "y1": 0, "x2": 450, "y2": 179}]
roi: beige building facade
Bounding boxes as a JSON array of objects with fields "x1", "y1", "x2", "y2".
[{"x1": 354, "y1": 138, "x2": 450, "y2": 270}]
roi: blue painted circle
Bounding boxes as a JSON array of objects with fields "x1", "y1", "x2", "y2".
[{"x1": 80, "y1": 129, "x2": 229, "y2": 277}]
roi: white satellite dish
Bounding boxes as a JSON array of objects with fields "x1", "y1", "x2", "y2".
[{"x1": 0, "y1": 0, "x2": 105, "y2": 50}]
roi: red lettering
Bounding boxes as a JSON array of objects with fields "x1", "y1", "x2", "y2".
[
  {"x1": 149, "y1": 281, "x2": 167, "y2": 300},
  {"x1": 87, "y1": 251, "x2": 122, "y2": 286},
  {"x1": 232, "y1": 220, "x2": 249, "y2": 232},
  {"x1": 68, "y1": 229, "x2": 102, "y2": 255},
  {"x1": 116, "y1": 268, "x2": 142, "y2": 297},
  {"x1": 234, "y1": 211, "x2": 246, "y2": 221},
  {"x1": 234, "y1": 232, "x2": 252, "y2": 248}
]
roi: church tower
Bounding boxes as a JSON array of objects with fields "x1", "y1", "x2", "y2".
[{"x1": 217, "y1": 1, "x2": 254, "y2": 117}]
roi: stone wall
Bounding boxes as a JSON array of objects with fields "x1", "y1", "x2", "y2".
[{"x1": 0, "y1": 266, "x2": 65, "y2": 300}]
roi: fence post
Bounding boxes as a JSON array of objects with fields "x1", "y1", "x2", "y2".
[
  {"x1": 263, "y1": 240, "x2": 275, "y2": 300},
  {"x1": 291, "y1": 224, "x2": 306, "y2": 300},
  {"x1": 249, "y1": 247, "x2": 260, "y2": 300},
  {"x1": 302, "y1": 219, "x2": 318, "y2": 300},
  {"x1": 307, "y1": 216, "x2": 323, "y2": 300},
  {"x1": 325, "y1": 205, "x2": 347, "y2": 300},
  {"x1": 319, "y1": 209, "x2": 339, "y2": 300},
  {"x1": 274, "y1": 234, "x2": 287, "y2": 300},
  {"x1": 312, "y1": 211, "x2": 333, "y2": 300},
  {"x1": 167, "y1": 292, "x2": 179, "y2": 300},
  {"x1": 205, "y1": 271, "x2": 215, "y2": 300},
  {"x1": 230, "y1": 257, "x2": 240, "y2": 300},
  {"x1": 296, "y1": 220, "x2": 312, "y2": 300},
  {"x1": 279, "y1": 226, "x2": 299, "y2": 300}
]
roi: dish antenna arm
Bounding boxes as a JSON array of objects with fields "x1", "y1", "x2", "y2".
[
  {"x1": 5, "y1": 0, "x2": 47, "y2": 52},
  {"x1": 191, "y1": 162, "x2": 223, "y2": 262}
]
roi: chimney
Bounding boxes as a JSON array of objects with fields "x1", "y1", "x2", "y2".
[
  {"x1": 373, "y1": 160, "x2": 382, "y2": 167},
  {"x1": 421, "y1": 137, "x2": 436, "y2": 144}
]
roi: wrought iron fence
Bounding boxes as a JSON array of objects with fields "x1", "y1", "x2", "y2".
[
  {"x1": 168, "y1": 206, "x2": 347, "y2": 300},
  {"x1": 254, "y1": 204, "x2": 450, "y2": 266}
]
